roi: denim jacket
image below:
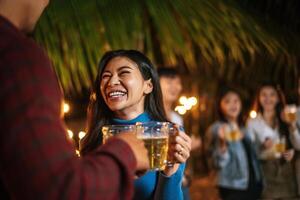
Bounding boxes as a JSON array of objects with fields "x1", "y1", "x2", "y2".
[{"x1": 206, "y1": 121, "x2": 262, "y2": 190}]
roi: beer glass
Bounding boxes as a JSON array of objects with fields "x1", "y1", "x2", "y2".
[
  {"x1": 136, "y1": 122, "x2": 170, "y2": 170},
  {"x1": 224, "y1": 124, "x2": 241, "y2": 142},
  {"x1": 101, "y1": 124, "x2": 136, "y2": 144},
  {"x1": 166, "y1": 124, "x2": 186, "y2": 167},
  {"x1": 284, "y1": 104, "x2": 297, "y2": 123},
  {"x1": 275, "y1": 136, "x2": 286, "y2": 154}
]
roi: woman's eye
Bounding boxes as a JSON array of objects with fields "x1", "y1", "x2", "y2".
[
  {"x1": 119, "y1": 71, "x2": 130, "y2": 76},
  {"x1": 101, "y1": 74, "x2": 111, "y2": 79}
]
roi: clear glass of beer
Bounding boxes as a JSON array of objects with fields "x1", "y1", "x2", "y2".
[
  {"x1": 224, "y1": 124, "x2": 241, "y2": 142},
  {"x1": 284, "y1": 104, "x2": 297, "y2": 123},
  {"x1": 136, "y1": 122, "x2": 170, "y2": 171},
  {"x1": 102, "y1": 124, "x2": 136, "y2": 144},
  {"x1": 275, "y1": 136, "x2": 286, "y2": 154}
]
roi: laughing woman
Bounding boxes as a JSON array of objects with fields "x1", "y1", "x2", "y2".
[{"x1": 80, "y1": 50, "x2": 191, "y2": 200}]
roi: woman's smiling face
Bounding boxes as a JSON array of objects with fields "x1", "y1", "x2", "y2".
[
  {"x1": 220, "y1": 92, "x2": 241, "y2": 121},
  {"x1": 259, "y1": 86, "x2": 279, "y2": 112},
  {"x1": 100, "y1": 56, "x2": 153, "y2": 119}
]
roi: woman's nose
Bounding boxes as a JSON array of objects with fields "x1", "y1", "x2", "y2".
[{"x1": 108, "y1": 74, "x2": 120, "y2": 86}]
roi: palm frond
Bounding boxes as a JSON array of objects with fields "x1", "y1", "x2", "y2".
[{"x1": 34, "y1": 0, "x2": 299, "y2": 96}]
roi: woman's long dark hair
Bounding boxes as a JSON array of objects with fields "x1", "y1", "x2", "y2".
[
  {"x1": 252, "y1": 83, "x2": 292, "y2": 148},
  {"x1": 80, "y1": 50, "x2": 167, "y2": 155},
  {"x1": 216, "y1": 87, "x2": 245, "y2": 126}
]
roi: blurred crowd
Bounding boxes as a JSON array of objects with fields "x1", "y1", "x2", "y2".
[
  {"x1": 202, "y1": 80, "x2": 300, "y2": 200},
  {"x1": 159, "y1": 66, "x2": 300, "y2": 200}
]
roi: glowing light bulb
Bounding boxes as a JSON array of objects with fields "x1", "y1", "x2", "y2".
[
  {"x1": 67, "y1": 129, "x2": 73, "y2": 139},
  {"x1": 175, "y1": 106, "x2": 187, "y2": 115},
  {"x1": 63, "y1": 102, "x2": 70, "y2": 113},
  {"x1": 183, "y1": 102, "x2": 192, "y2": 110},
  {"x1": 188, "y1": 97, "x2": 198, "y2": 106},
  {"x1": 249, "y1": 110, "x2": 257, "y2": 119},
  {"x1": 78, "y1": 131, "x2": 86, "y2": 140},
  {"x1": 179, "y1": 96, "x2": 188, "y2": 105}
]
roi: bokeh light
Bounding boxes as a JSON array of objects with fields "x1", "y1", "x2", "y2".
[
  {"x1": 176, "y1": 96, "x2": 198, "y2": 114},
  {"x1": 183, "y1": 102, "x2": 193, "y2": 110},
  {"x1": 179, "y1": 96, "x2": 188, "y2": 105},
  {"x1": 67, "y1": 129, "x2": 73, "y2": 139},
  {"x1": 63, "y1": 102, "x2": 70, "y2": 113},
  {"x1": 175, "y1": 106, "x2": 187, "y2": 115},
  {"x1": 188, "y1": 97, "x2": 198, "y2": 106},
  {"x1": 75, "y1": 150, "x2": 80, "y2": 157},
  {"x1": 249, "y1": 110, "x2": 257, "y2": 119},
  {"x1": 78, "y1": 131, "x2": 86, "y2": 140}
]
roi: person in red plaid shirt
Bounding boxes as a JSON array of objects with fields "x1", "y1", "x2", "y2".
[{"x1": 0, "y1": 0, "x2": 150, "y2": 199}]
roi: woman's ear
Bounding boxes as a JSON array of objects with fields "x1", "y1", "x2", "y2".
[{"x1": 144, "y1": 79, "x2": 153, "y2": 95}]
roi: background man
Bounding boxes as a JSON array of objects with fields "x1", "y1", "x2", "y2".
[{"x1": 158, "y1": 67, "x2": 201, "y2": 200}]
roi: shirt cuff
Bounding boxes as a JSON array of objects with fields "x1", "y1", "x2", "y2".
[{"x1": 159, "y1": 163, "x2": 185, "y2": 181}]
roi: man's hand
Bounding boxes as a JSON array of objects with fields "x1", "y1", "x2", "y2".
[{"x1": 115, "y1": 133, "x2": 149, "y2": 171}]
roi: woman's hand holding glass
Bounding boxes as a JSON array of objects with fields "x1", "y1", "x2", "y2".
[
  {"x1": 281, "y1": 104, "x2": 298, "y2": 130},
  {"x1": 218, "y1": 125, "x2": 228, "y2": 153},
  {"x1": 262, "y1": 137, "x2": 274, "y2": 150},
  {"x1": 173, "y1": 128, "x2": 192, "y2": 163},
  {"x1": 282, "y1": 149, "x2": 294, "y2": 162},
  {"x1": 164, "y1": 125, "x2": 191, "y2": 176},
  {"x1": 262, "y1": 136, "x2": 294, "y2": 160},
  {"x1": 103, "y1": 123, "x2": 191, "y2": 176},
  {"x1": 217, "y1": 124, "x2": 243, "y2": 153}
]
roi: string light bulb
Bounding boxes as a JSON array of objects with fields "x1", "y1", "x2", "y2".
[
  {"x1": 175, "y1": 106, "x2": 187, "y2": 115},
  {"x1": 183, "y1": 102, "x2": 193, "y2": 110},
  {"x1": 78, "y1": 131, "x2": 86, "y2": 140},
  {"x1": 67, "y1": 129, "x2": 73, "y2": 139},
  {"x1": 176, "y1": 96, "x2": 198, "y2": 115},
  {"x1": 179, "y1": 96, "x2": 188, "y2": 105},
  {"x1": 75, "y1": 150, "x2": 80, "y2": 157},
  {"x1": 63, "y1": 102, "x2": 70, "y2": 114},
  {"x1": 188, "y1": 97, "x2": 198, "y2": 106},
  {"x1": 249, "y1": 110, "x2": 257, "y2": 119}
]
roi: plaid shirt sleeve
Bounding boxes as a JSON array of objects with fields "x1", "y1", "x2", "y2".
[{"x1": 0, "y1": 16, "x2": 136, "y2": 200}]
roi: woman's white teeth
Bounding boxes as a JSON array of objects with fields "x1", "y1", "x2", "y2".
[{"x1": 108, "y1": 91, "x2": 126, "y2": 97}]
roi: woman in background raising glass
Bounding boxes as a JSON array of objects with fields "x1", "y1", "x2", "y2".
[{"x1": 247, "y1": 83, "x2": 300, "y2": 199}]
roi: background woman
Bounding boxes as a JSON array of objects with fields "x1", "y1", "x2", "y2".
[
  {"x1": 247, "y1": 83, "x2": 299, "y2": 199},
  {"x1": 205, "y1": 87, "x2": 262, "y2": 200}
]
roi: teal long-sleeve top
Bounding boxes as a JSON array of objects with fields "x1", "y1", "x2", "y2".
[{"x1": 112, "y1": 112, "x2": 185, "y2": 200}]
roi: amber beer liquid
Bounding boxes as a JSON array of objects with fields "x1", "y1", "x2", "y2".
[
  {"x1": 142, "y1": 136, "x2": 169, "y2": 170},
  {"x1": 284, "y1": 104, "x2": 297, "y2": 123},
  {"x1": 286, "y1": 112, "x2": 297, "y2": 122},
  {"x1": 275, "y1": 143, "x2": 286, "y2": 153},
  {"x1": 275, "y1": 137, "x2": 286, "y2": 154},
  {"x1": 225, "y1": 129, "x2": 240, "y2": 142}
]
